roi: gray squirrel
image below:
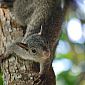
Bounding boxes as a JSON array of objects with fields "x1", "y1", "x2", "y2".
[
  {"x1": 0, "y1": 34, "x2": 51, "y2": 74},
  {"x1": 0, "y1": 0, "x2": 60, "y2": 75}
]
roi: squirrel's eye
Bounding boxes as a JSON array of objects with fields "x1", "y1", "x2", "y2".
[{"x1": 31, "y1": 48, "x2": 37, "y2": 54}]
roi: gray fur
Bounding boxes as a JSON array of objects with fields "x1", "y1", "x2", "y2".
[{"x1": 13, "y1": 0, "x2": 57, "y2": 42}]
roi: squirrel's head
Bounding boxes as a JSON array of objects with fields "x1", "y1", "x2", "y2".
[{"x1": 16, "y1": 34, "x2": 50, "y2": 62}]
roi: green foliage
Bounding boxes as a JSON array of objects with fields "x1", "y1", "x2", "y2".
[
  {"x1": 0, "y1": 72, "x2": 3, "y2": 85},
  {"x1": 57, "y1": 70, "x2": 77, "y2": 85}
]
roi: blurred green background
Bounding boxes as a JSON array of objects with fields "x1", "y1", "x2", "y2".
[
  {"x1": 53, "y1": 25, "x2": 85, "y2": 85},
  {"x1": 52, "y1": 0, "x2": 85, "y2": 84}
]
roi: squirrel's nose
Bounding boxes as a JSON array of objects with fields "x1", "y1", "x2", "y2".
[{"x1": 16, "y1": 42, "x2": 29, "y2": 51}]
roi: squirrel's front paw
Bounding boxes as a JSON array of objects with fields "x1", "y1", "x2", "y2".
[{"x1": 34, "y1": 73, "x2": 45, "y2": 84}]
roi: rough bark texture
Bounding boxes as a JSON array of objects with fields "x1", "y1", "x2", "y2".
[{"x1": 0, "y1": 5, "x2": 63, "y2": 85}]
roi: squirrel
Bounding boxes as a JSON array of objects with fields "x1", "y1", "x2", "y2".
[
  {"x1": 0, "y1": 0, "x2": 62, "y2": 75},
  {"x1": 0, "y1": 34, "x2": 51, "y2": 74}
]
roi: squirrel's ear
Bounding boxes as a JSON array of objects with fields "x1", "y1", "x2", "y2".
[{"x1": 38, "y1": 25, "x2": 42, "y2": 35}]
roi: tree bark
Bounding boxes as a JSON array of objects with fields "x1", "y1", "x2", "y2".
[{"x1": 0, "y1": 5, "x2": 63, "y2": 85}]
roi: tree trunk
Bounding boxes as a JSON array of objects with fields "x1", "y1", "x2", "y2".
[{"x1": 0, "y1": 5, "x2": 63, "y2": 85}]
